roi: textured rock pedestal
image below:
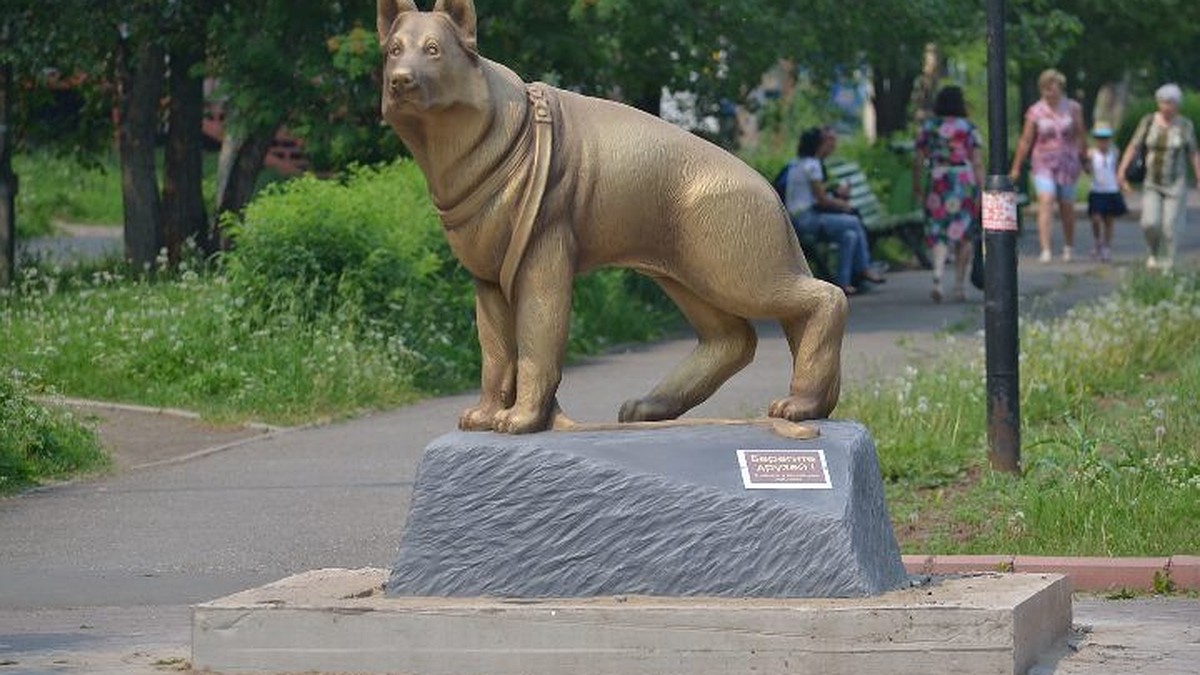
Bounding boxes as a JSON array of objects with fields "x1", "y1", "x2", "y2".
[{"x1": 387, "y1": 420, "x2": 907, "y2": 598}]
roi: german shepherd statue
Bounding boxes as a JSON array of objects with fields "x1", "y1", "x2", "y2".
[{"x1": 377, "y1": 0, "x2": 846, "y2": 434}]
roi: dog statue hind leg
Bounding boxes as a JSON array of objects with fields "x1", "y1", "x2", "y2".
[{"x1": 619, "y1": 276, "x2": 758, "y2": 422}]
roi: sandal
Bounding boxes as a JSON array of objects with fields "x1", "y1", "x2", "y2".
[
  {"x1": 862, "y1": 270, "x2": 887, "y2": 284},
  {"x1": 842, "y1": 285, "x2": 861, "y2": 296}
]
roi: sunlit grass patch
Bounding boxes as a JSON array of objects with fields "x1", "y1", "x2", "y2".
[
  {"x1": 2, "y1": 261, "x2": 419, "y2": 426},
  {"x1": 843, "y1": 268, "x2": 1200, "y2": 555}
]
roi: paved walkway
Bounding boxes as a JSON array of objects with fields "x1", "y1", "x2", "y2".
[{"x1": 2, "y1": 193, "x2": 1199, "y2": 673}]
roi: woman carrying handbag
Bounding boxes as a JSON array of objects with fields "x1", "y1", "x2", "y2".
[{"x1": 1117, "y1": 83, "x2": 1200, "y2": 271}]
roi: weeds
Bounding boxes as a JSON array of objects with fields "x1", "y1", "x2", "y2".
[
  {"x1": 0, "y1": 370, "x2": 108, "y2": 494},
  {"x1": 3, "y1": 259, "x2": 423, "y2": 425},
  {"x1": 842, "y1": 269, "x2": 1200, "y2": 555}
]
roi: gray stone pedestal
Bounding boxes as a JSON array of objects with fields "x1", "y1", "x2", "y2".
[{"x1": 387, "y1": 420, "x2": 907, "y2": 598}]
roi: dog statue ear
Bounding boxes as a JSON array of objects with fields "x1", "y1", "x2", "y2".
[
  {"x1": 432, "y1": 0, "x2": 478, "y2": 52},
  {"x1": 377, "y1": 0, "x2": 420, "y2": 46}
]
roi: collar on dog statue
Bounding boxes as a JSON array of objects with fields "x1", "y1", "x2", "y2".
[{"x1": 434, "y1": 83, "x2": 554, "y2": 300}]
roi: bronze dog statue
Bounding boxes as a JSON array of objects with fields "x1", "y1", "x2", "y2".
[{"x1": 377, "y1": 0, "x2": 847, "y2": 434}]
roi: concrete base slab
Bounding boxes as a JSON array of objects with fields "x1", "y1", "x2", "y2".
[{"x1": 192, "y1": 568, "x2": 1071, "y2": 675}]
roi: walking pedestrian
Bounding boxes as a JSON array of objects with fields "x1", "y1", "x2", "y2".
[
  {"x1": 1009, "y1": 69, "x2": 1088, "y2": 263},
  {"x1": 1117, "y1": 83, "x2": 1200, "y2": 271},
  {"x1": 1086, "y1": 124, "x2": 1127, "y2": 262},
  {"x1": 913, "y1": 85, "x2": 984, "y2": 302}
]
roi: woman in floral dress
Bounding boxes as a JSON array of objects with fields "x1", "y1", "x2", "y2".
[{"x1": 913, "y1": 86, "x2": 985, "y2": 302}]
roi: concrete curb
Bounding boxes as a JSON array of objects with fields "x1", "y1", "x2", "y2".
[
  {"x1": 37, "y1": 396, "x2": 300, "y2": 471},
  {"x1": 42, "y1": 395, "x2": 286, "y2": 433},
  {"x1": 903, "y1": 554, "x2": 1198, "y2": 593}
]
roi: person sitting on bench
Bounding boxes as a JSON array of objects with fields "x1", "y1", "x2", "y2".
[{"x1": 784, "y1": 127, "x2": 886, "y2": 296}]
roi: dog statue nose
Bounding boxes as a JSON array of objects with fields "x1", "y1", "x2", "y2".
[{"x1": 390, "y1": 70, "x2": 415, "y2": 91}]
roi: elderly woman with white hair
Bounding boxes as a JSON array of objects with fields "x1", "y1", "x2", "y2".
[{"x1": 1118, "y1": 83, "x2": 1200, "y2": 271}]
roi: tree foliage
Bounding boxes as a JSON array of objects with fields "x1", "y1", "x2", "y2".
[{"x1": 3, "y1": 0, "x2": 1197, "y2": 270}]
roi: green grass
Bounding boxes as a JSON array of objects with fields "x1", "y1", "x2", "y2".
[
  {"x1": 13, "y1": 152, "x2": 126, "y2": 237},
  {"x1": 842, "y1": 269, "x2": 1200, "y2": 555},
  {"x1": 1, "y1": 370, "x2": 108, "y2": 494},
  {"x1": 3, "y1": 158, "x2": 680, "y2": 431},
  {"x1": 2, "y1": 261, "x2": 420, "y2": 425},
  {"x1": 1, "y1": 263, "x2": 677, "y2": 427},
  {"x1": 11, "y1": 149, "x2": 282, "y2": 238},
  {"x1": 5, "y1": 249, "x2": 1197, "y2": 554}
]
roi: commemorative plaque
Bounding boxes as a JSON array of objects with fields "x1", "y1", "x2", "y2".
[{"x1": 737, "y1": 449, "x2": 832, "y2": 489}]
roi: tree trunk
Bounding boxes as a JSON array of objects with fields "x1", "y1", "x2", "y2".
[
  {"x1": 872, "y1": 61, "x2": 917, "y2": 139},
  {"x1": 116, "y1": 36, "x2": 165, "y2": 271},
  {"x1": 0, "y1": 51, "x2": 15, "y2": 286},
  {"x1": 162, "y1": 35, "x2": 208, "y2": 261},
  {"x1": 212, "y1": 125, "x2": 278, "y2": 249}
]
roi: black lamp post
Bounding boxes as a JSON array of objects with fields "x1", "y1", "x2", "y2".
[{"x1": 983, "y1": 0, "x2": 1021, "y2": 473}]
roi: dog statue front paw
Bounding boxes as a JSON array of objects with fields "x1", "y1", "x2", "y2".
[
  {"x1": 459, "y1": 405, "x2": 500, "y2": 431},
  {"x1": 492, "y1": 406, "x2": 551, "y2": 434},
  {"x1": 768, "y1": 395, "x2": 830, "y2": 422}
]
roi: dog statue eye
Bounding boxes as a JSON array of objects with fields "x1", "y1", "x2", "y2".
[
  {"x1": 424, "y1": 41, "x2": 440, "y2": 57},
  {"x1": 389, "y1": 44, "x2": 402, "y2": 57}
]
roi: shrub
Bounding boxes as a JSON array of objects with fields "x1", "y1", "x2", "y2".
[
  {"x1": 224, "y1": 159, "x2": 679, "y2": 395},
  {"x1": 0, "y1": 370, "x2": 108, "y2": 493},
  {"x1": 224, "y1": 161, "x2": 478, "y2": 390}
]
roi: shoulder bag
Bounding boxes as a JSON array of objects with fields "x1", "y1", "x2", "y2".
[{"x1": 1124, "y1": 115, "x2": 1151, "y2": 183}]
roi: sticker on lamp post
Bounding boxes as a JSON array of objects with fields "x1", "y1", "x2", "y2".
[
  {"x1": 982, "y1": 190, "x2": 1019, "y2": 231},
  {"x1": 737, "y1": 449, "x2": 832, "y2": 489}
]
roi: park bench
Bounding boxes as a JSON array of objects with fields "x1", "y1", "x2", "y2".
[{"x1": 798, "y1": 160, "x2": 932, "y2": 281}]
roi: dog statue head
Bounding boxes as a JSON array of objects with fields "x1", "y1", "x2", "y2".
[{"x1": 377, "y1": 0, "x2": 483, "y2": 117}]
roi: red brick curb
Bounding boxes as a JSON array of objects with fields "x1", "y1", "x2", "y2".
[{"x1": 902, "y1": 554, "x2": 1200, "y2": 593}]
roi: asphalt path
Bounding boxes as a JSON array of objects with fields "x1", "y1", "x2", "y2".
[{"x1": 2, "y1": 193, "x2": 1199, "y2": 674}]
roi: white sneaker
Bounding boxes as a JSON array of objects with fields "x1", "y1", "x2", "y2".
[
  {"x1": 1061, "y1": 246, "x2": 1073, "y2": 262},
  {"x1": 1147, "y1": 255, "x2": 1159, "y2": 269},
  {"x1": 1039, "y1": 249, "x2": 1052, "y2": 263}
]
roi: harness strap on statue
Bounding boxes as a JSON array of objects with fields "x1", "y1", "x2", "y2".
[{"x1": 499, "y1": 84, "x2": 554, "y2": 300}]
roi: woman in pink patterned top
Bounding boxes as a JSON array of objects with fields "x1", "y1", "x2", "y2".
[{"x1": 1009, "y1": 69, "x2": 1088, "y2": 263}]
